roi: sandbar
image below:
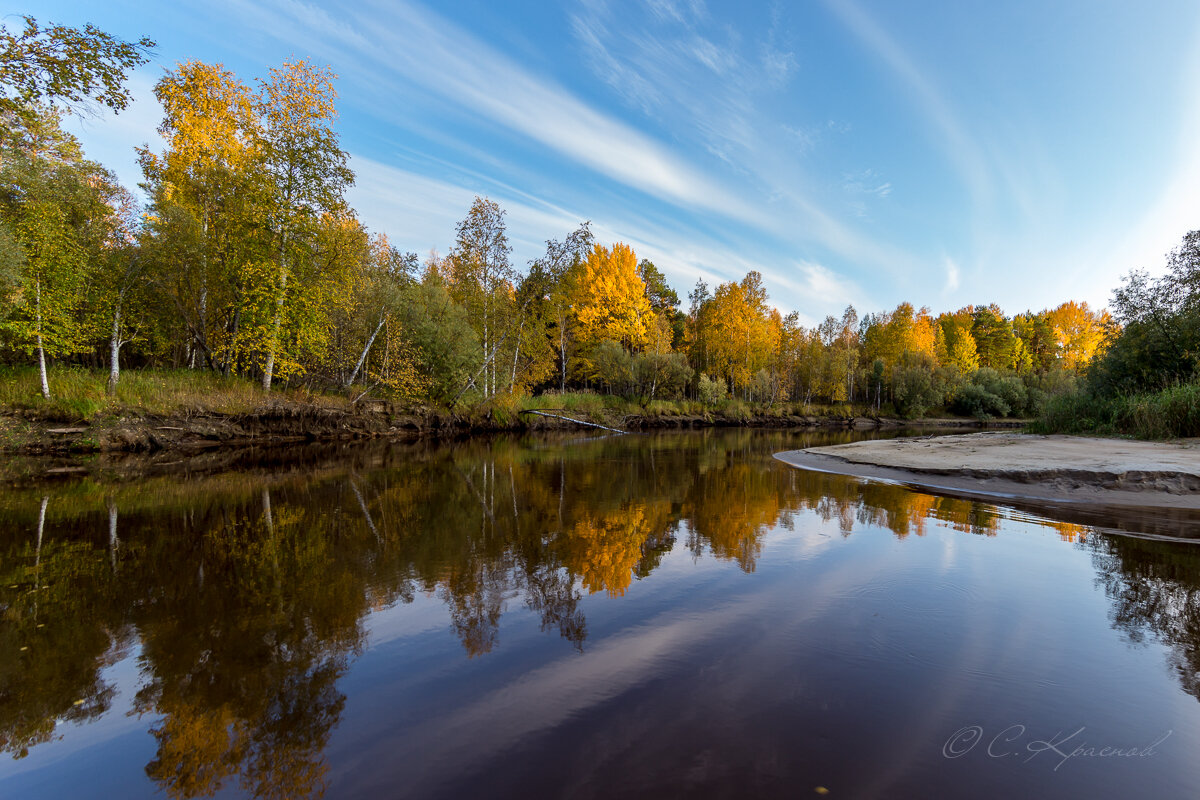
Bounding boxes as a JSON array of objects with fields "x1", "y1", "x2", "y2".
[{"x1": 775, "y1": 432, "x2": 1200, "y2": 510}]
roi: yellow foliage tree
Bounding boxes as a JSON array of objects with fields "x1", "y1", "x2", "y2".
[
  {"x1": 703, "y1": 272, "x2": 776, "y2": 396},
  {"x1": 1046, "y1": 300, "x2": 1108, "y2": 373},
  {"x1": 571, "y1": 242, "x2": 652, "y2": 352}
]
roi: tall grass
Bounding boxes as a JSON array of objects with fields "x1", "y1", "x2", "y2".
[
  {"x1": 1032, "y1": 381, "x2": 1200, "y2": 439},
  {"x1": 0, "y1": 367, "x2": 350, "y2": 421},
  {"x1": 1120, "y1": 383, "x2": 1200, "y2": 439},
  {"x1": 1, "y1": 366, "x2": 966, "y2": 426}
]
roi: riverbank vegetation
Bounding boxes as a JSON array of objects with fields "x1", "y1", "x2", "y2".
[
  {"x1": 1033, "y1": 231, "x2": 1200, "y2": 439},
  {"x1": 1, "y1": 17, "x2": 1111, "y2": 426}
]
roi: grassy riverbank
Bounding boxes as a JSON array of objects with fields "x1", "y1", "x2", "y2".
[
  {"x1": 0, "y1": 366, "x2": 926, "y2": 424},
  {"x1": 0, "y1": 367, "x2": 352, "y2": 419},
  {"x1": 0, "y1": 367, "x2": 1002, "y2": 455}
]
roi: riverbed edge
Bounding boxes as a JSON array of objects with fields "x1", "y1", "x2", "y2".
[{"x1": 0, "y1": 406, "x2": 1019, "y2": 456}]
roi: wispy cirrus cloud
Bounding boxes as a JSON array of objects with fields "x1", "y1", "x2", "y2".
[
  {"x1": 567, "y1": 0, "x2": 919, "y2": 279},
  {"x1": 223, "y1": 0, "x2": 762, "y2": 228},
  {"x1": 348, "y1": 155, "x2": 860, "y2": 326},
  {"x1": 211, "y1": 0, "x2": 903, "y2": 312},
  {"x1": 822, "y1": 0, "x2": 992, "y2": 209}
]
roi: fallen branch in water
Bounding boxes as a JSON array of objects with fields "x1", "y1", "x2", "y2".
[{"x1": 520, "y1": 409, "x2": 627, "y2": 434}]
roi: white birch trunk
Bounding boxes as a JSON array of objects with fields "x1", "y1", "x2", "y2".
[
  {"x1": 107, "y1": 301, "x2": 122, "y2": 395},
  {"x1": 35, "y1": 279, "x2": 49, "y2": 399},
  {"x1": 347, "y1": 315, "x2": 386, "y2": 388},
  {"x1": 262, "y1": 232, "x2": 288, "y2": 393}
]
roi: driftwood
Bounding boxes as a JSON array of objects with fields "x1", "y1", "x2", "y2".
[{"x1": 520, "y1": 409, "x2": 627, "y2": 434}]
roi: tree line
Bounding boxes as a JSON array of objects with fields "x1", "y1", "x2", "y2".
[
  {"x1": 0, "y1": 18, "x2": 1114, "y2": 417},
  {"x1": 1037, "y1": 230, "x2": 1200, "y2": 437}
]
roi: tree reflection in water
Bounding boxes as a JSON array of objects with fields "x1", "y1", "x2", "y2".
[
  {"x1": 1089, "y1": 534, "x2": 1200, "y2": 700},
  {"x1": 0, "y1": 429, "x2": 1196, "y2": 797}
]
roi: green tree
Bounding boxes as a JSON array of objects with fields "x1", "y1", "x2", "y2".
[
  {"x1": 448, "y1": 197, "x2": 514, "y2": 399},
  {"x1": 524, "y1": 223, "x2": 592, "y2": 392},
  {"x1": 0, "y1": 106, "x2": 120, "y2": 397},
  {"x1": 0, "y1": 16, "x2": 153, "y2": 116},
  {"x1": 1092, "y1": 231, "x2": 1200, "y2": 394},
  {"x1": 970, "y1": 304, "x2": 1017, "y2": 370},
  {"x1": 397, "y1": 277, "x2": 482, "y2": 404}
]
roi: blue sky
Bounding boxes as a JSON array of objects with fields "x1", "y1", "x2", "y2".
[{"x1": 12, "y1": 0, "x2": 1200, "y2": 324}]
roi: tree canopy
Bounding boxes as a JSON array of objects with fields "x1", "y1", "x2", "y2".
[{"x1": 0, "y1": 15, "x2": 153, "y2": 115}]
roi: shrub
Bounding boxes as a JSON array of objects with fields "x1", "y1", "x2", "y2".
[
  {"x1": 950, "y1": 383, "x2": 1009, "y2": 419},
  {"x1": 1121, "y1": 382, "x2": 1200, "y2": 439},
  {"x1": 590, "y1": 340, "x2": 633, "y2": 395},
  {"x1": 697, "y1": 374, "x2": 728, "y2": 405},
  {"x1": 1030, "y1": 391, "x2": 1120, "y2": 435},
  {"x1": 634, "y1": 351, "x2": 692, "y2": 399},
  {"x1": 717, "y1": 398, "x2": 751, "y2": 421},
  {"x1": 892, "y1": 365, "x2": 941, "y2": 419}
]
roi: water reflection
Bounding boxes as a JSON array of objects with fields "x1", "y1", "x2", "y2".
[
  {"x1": 1090, "y1": 533, "x2": 1200, "y2": 699},
  {"x1": 1, "y1": 429, "x2": 1199, "y2": 797}
]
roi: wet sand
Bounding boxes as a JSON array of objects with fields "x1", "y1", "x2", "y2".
[{"x1": 775, "y1": 432, "x2": 1200, "y2": 510}]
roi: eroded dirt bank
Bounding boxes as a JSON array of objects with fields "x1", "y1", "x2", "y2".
[
  {"x1": 775, "y1": 432, "x2": 1200, "y2": 510},
  {"x1": 1, "y1": 405, "x2": 1016, "y2": 456}
]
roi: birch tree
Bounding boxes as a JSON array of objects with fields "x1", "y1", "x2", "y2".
[
  {"x1": 254, "y1": 59, "x2": 353, "y2": 392},
  {"x1": 0, "y1": 106, "x2": 114, "y2": 398},
  {"x1": 138, "y1": 61, "x2": 262, "y2": 372},
  {"x1": 448, "y1": 197, "x2": 514, "y2": 399}
]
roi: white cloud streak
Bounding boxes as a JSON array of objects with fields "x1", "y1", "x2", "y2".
[
  {"x1": 349, "y1": 155, "x2": 851, "y2": 324},
  {"x1": 228, "y1": 0, "x2": 761, "y2": 227},
  {"x1": 942, "y1": 256, "x2": 960, "y2": 295}
]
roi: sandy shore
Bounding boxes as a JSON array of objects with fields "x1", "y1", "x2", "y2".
[{"x1": 775, "y1": 432, "x2": 1200, "y2": 509}]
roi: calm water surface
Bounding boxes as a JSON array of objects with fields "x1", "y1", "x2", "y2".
[{"x1": 3, "y1": 429, "x2": 1200, "y2": 799}]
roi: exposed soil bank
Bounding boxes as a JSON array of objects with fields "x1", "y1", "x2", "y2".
[
  {"x1": 0, "y1": 404, "x2": 1020, "y2": 457},
  {"x1": 775, "y1": 432, "x2": 1200, "y2": 510}
]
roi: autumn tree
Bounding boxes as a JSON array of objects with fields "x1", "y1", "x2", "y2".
[
  {"x1": 1045, "y1": 300, "x2": 1108, "y2": 373},
  {"x1": 570, "y1": 242, "x2": 652, "y2": 376},
  {"x1": 138, "y1": 60, "x2": 263, "y2": 372},
  {"x1": 697, "y1": 272, "x2": 776, "y2": 397},
  {"x1": 254, "y1": 59, "x2": 354, "y2": 392},
  {"x1": 935, "y1": 310, "x2": 979, "y2": 374}
]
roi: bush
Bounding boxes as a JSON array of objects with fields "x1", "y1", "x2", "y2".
[
  {"x1": 950, "y1": 383, "x2": 1009, "y2": 419},
  {"x1": 697, "y1": 374, "x2": 728, "y2": 405},
  {"x1": 717, "y1": 397, "x2": 751, "y2": 421},
  {"x1": 947, "y1": 368, "x2": 1039, "y2": 418},
  {"x1": 1024, "y1": 386, "x2": 1049, "y2": 417},
  {"x1": 892, "y1": 365, "x2": 941, "y2": 418},
  {"x1": 1121, "y1": 382, "x2": 1200, "y2": 439},
  {"x1": 634, "y1": 351, "x2": 692, "y2": 399},
  {"x1": 1030, "y1": 390, "x2": 1120, "y2": 435},
  {"x1": 590, "y1": 340, "x2": 633, "y2": 395}
]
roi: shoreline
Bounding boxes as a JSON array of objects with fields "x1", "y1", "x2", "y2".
[
  {"x1": 775, "y1": 432, "x2": 1200, "y2": 511},
  {"x1": 0, "y1": 405, "x2": 1019, "y2": 457}
]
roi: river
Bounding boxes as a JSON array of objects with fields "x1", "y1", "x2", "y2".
[{"x1": 2, "y1": 429, "x2": 1199, "y2": 798}]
